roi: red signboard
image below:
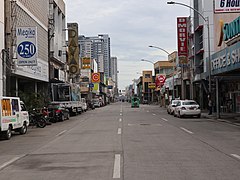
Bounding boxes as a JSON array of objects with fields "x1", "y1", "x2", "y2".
[
  {"x1": 177, "y1": 17, "x2": 188, "y2": 63},
  {"x1": 155, "y1": 74, "x2": 166, "y2": 88}
]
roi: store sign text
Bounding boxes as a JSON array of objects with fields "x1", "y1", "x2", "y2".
[
  {"x1": 215, "y1": 0, "x2": 240, "y2": 13},
  {"x1": 212, "y1": 47, "x2": 240, "y2": 71},
  {"x1": 223, "y1": 16, "x2": 240, "y2": 42}
]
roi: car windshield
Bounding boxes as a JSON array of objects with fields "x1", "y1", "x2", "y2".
[
  {"x1": 182, "y1": 101, "x2": 198, "y2": 105},
  {"x1": 172, "y1": 100, "x2": 179, "y2": 105}
]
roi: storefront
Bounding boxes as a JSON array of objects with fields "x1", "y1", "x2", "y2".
[{"x1": 211, "y1": 41, "x2": 240, "y2": 113}]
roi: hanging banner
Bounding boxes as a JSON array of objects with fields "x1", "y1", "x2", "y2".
[
  {"x1": 16, "y1": 27, "x2": 37, "y2": 66},
  {"x1": 177, "y1": 17, "x2": 188, "y2": 65}
]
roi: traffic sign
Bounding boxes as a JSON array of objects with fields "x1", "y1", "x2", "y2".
[
  {"x1": 158, "y1": 75, "x2": 166, "y2": 83},
  {"x1": 89, "y1": 83, "x2": 94, "y2": 88}
]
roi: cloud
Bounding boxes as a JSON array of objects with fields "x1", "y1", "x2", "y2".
[{"x1": 64, "y1": 0, "x2": 190, "y2": 89}]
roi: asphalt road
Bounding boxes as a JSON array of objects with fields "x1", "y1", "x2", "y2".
[{"x1": 0, "y1": 102, "x2": 240, "y2": 180}]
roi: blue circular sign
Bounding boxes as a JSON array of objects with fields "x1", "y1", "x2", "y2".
[{"x1": 17, "y1": 41, "x2": 36, "y2": 58}]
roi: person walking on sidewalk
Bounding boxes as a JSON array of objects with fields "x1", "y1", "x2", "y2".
[{"x1": 208, "y1": 94, "x2": 212, "y2": 115}]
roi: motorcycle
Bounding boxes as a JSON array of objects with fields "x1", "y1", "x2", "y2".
[{"x1": 29, "y1": 109, "x2": 47, "y2": 128}]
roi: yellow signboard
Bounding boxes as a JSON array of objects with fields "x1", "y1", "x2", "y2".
[{"x1": 148, "y1": 83, "x2": 156, "y2": 89}]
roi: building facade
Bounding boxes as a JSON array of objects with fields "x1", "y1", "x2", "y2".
[
  {"x1": 0, "y1": 0, "x2": 4, "y2": 96},
  {"x1": 79, "y1": 34, "x2": 111, "y2": 78},
  {"x1": 5, "y1": 0, "x2": 49, "y2": 97},
  {"x1": 49, "y1": 0, "x2": 67, "y2": 83}
]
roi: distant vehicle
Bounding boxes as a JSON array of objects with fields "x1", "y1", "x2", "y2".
[
  {"x1": 173, "y1": 100, "x2": 201, "y2": 118},
  {"x1": 142, "y1": 99, "x2": 148, "y2": 104},
  {"x1": 93, "y1": 99, "x2": 101, "y2": 108},
  {"x1": 48, "y1": 103, "x2": 70, "y2": 121},
  {"x1": 51, "y1": 83, "x2": 83, "y2": 116},
  {"x1": 0, "y1": 97, "x2": 29, "y2": 140},
  {"x1": 131, "y1": 96, "x2": 140, "y2": 108},
  {"x1": 167, "y1": 100, "x2": 180, "y2": 115}
]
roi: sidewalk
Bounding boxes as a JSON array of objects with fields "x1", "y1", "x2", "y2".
[{"x1": 201, "y1": 111, "x2": 240, "y2": 126}]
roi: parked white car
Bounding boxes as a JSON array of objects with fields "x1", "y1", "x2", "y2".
[
  {"x1": 173, "y1": 100, "x2": 201, "y2": 118},
  {"x1": 167, "y1": 100, "x2": 180, "y2": 115}
]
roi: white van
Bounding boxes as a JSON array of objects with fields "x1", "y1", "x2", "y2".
[{"x1": 0, "y1": 97, "x2": 29, "y2": 140}]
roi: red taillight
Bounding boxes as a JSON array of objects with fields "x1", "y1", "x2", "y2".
[
  {"x1": 55, "y1": 109, "x2": 61, "y2": 113},
  {"x1": 181, "y1": 107, "x2": 186, "y2": 110}
]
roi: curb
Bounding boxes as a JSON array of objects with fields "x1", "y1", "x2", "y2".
[{"x1": 202, "y1": 114, "x2": 240, "y2": 127}]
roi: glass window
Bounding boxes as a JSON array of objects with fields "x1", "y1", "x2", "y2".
[{"x1": 145, "y1": 74, "x2": 150, "y2": 78}]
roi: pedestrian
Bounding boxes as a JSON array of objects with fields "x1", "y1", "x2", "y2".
[{"x1": 208, "y1": 94, "x2": 212, "y2": 115}]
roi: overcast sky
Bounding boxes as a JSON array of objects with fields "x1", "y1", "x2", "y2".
[{"x1": 64, "y1": 0, "x2": 190, "y2": 90}]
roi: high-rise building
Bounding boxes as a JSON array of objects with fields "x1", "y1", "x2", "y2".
[
  {"x1": 79, "y1": 34, "x2": 111, "y2": 78},
  {"x1": 110, "y1": 57, "x2": 118, "y2": 89}
]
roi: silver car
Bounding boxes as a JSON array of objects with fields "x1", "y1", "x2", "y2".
[{"x1": 173, "y1": 100, "x2": 201, "y2": 118}]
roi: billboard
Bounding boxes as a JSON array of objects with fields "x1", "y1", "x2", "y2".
[
  {"x1": 92, "y1": 73, "x2": 100, "y2": 83},
  {"x1": 81, "y1": 57, "x2": 91, "y2": 69},
  {"x1": 67, "y1": 23, "x2": 79, "y2": 75},
  {"x1": 177, "y1": 17, "x2": 188, "y2": 65},
  {"x1": 215, "y1": 0, "x2": 240, "y2": 13},
  {"x1": 16, "y1": 27, "x2": 37, "y2": 66}
]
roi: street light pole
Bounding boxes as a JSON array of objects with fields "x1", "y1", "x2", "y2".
[
  {"x1": 148, "y1": 45, "x2": 175, "y2": 100},
  {"x1": 167, "y1": 1, "x2": 211, "y2": 95}
]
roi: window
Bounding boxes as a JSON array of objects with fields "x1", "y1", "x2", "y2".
[{"x1": 145, "y1": 74, "x2": 150, "y2": 78}]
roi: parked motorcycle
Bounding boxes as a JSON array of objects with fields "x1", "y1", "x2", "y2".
[{"x1": 29, "y1": 109, "x2": 47, "y2": 128}]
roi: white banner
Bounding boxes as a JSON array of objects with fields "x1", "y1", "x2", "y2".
[
  {"x1": 215, "y1": 0, "x2": 240, "y2": 13},
  {"x1": 16, "y1": 27, "x2": 37, "y2": 66}
]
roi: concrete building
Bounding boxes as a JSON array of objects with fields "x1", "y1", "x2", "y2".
[
  {"x1": 4, "y1": 0, "x2": 49, "y2": 97},
  {"x1": 49, "y1": 0, "x2": 67, "y2": 83},
  {"x1": 110, "y1": 56, "x2": 118, "y2": 95},
  {"x1": 0, "y1": 0, "x2": 4, "y2": 96},
  {"x1": 79, "y1": 34, "x2": 111, "y2": 78}
]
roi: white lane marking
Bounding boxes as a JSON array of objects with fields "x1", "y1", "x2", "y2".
[
  {"x1": 113, "y1": 154, "x2": 121, "y2": 178},
  {"x1": 152, "y1": 113, "x2": 156, "y2": 116},
  {"x1": 231, "y1": 154, "x2": 240, "y2": 160},
  {"x1": 117, "y1": 128, "x2": 122, "y2": 135},
  {"x1": 0, "y1": 155, "x2": 25, "y2": 171},
  {"x1": 180, "y1": 127, "x2": 194, "y2": 134},
  {"x1": 119, "y1": 118, "x2": 122, "y2": 122},
  {"x1": 56, "y1": 130, "x2": 67, "y2": 137},
  {"x1": 161, "y1": 118, "x2": 168, "y2": 122},
  {"x1": 120, "y1": 113, "x2": 122, "y2": 116},
  {"x1": 147, "y1": 110, "x2": 149, "y2": 112}
]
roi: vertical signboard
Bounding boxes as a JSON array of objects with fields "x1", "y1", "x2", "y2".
[
  {"x1": 67, "y1": 23, "x2": 79, "y2": 75},
  {"x1": 177, "y1": 17, "x2": 188, "y2": 65},
  {"x1": 16, "y1": 27, "x2": 37, "y2": 66}
]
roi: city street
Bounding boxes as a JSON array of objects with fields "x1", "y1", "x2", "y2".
[{"x1": 0, "y1": 102, "x2": 240, "y2": 180}]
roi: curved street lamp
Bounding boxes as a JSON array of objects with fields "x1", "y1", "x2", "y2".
[
  {"x1": 167, "y1": 1, "x2": 212, "y2": 94},
  {"x1": 148, "y1": 45, "x2": 175, "y2": 100}
]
